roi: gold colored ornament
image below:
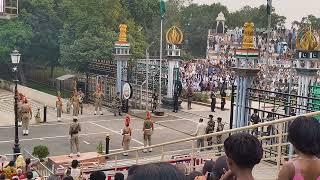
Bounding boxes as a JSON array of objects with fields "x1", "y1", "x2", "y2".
[
  {"x1": 296, "y1": 24, "x2": 319, "y2": 51},
  {"x1": 242, "y1": 22, "x2": 255, "y2": 49},
  {"x1": 166, "y1": 26, "x2": 183, "y2": 45},
  {"x1": 118, "y1": 24, "x2": 128, "y2": 43}
]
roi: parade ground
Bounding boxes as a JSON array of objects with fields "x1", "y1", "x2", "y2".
[{"x1": 0, "y1": 89, "x2": 231, "y2": 157}]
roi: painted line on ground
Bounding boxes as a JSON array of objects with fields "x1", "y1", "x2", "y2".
[
  {"x1": 83, "y1": 141, "x2": 90, "y2": 145},
  {"x1": 165, "y1": 112, "x2": 198, "y2": 123},
  {"x1": 89, "y1": 122, "x2": 144, "y2": 145}
]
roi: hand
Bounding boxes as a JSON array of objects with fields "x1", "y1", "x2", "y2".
[
  {"x1": 194, "y1": 172, "x2": 207, "y2": 180},
  {"x1": 220, "y1": 169, "x2": 235, "y2": 180}
]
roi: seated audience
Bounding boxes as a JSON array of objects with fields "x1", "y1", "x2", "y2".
[
  {"x1": 202, "y1": 160, "x2": 215, "y2": 175},
  {"x1": 212, "y1": 156, "x2": 228, "y2": 179},
  {"x1": 127, "y1": 162, "x2": 185, "y2": 180},
  {"x1": 278, "y1": 116, "x2": 320, "y2": 180}
]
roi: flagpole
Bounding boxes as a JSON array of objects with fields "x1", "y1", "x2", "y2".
[{"x1": 159, "y1": 18, "x2": 163, "y2": 106}]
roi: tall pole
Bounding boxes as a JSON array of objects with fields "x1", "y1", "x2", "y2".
[
  {"x1": 159, "y1": 19, "x2": 163, "y2": 106},
  {"x1": 288, "y1": 58, "x2": 294, "y2": 159},
  {"x1": 146, "y1": 48, "x2": 149, "y2": 110},
  {"x1": 13, "y1": 67, "x2": 20, "y2": 159},
  {"x1": 267, "y1": 0, "x2": 272, "y2": 65}
]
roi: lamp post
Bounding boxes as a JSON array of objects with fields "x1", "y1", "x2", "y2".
[{"x1": 11, "y1": 49, "x2": 21, "y2": 159}]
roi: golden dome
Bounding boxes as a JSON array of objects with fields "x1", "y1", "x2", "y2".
[{"x1": 166, "y1": 26, "x2": 183, "y2": 45}]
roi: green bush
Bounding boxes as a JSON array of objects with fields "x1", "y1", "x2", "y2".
[
  {"x1": 181, "y1": 89, "x2": 210, "y2": 103},
  {"x1": 32, "y1": 145, "x2": 49, "y2": 161},
  {"x1": 97, "y1": 141, "x2": 103, "y2": 154}
]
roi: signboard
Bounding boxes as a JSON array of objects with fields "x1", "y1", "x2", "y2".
[
  {"x1": 295, "y1": 51, "x2": 320, "y2": 59},
  {"x1": 122, "y1": 83, "x2": 132, "y2": 100}
]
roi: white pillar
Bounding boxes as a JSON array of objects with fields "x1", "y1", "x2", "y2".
[{"x1": 167, "y1": 59, "x2": 178, "y2": 99}]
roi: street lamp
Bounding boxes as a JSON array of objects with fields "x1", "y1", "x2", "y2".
[{"x1": 11, "y1": 49, "x2": 21, "y2": 159}]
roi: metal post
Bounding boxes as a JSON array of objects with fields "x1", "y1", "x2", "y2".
[
  {"x1": 159, "y1": 19, "x2": 163, "y2": 106},
  {"x1": 43, "y1": 105, "x2": 47, "y2": 123},
  {"x1": 229, "y1": 85, "x2": 235, "y2": 131},
  {"x1": 288, "y1": 59, "x2": 294, "y2": 159},
  {"x1": 13, "y1": 67, "x2": 20, "y2": 160},
  {"x1": 267, "y1": 0, "x2": 272, "y2": 65},
  {"x1": 105, "y1": 134, "x2": 110, "y2": 159},
  {"x1": 146, "y1": 49, "x2": 149, "y2": 110}
]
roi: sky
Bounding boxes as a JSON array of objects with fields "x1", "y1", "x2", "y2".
[{"x1": 193, "y1": 0, "x2": 320, "y2": 28}]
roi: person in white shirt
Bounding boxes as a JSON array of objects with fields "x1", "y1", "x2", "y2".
[{"x1": 193, "y1": 118, "x2": 207, "y2": 152}]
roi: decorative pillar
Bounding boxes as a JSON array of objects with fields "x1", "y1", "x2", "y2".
[
  {"x1": 233, "y1": 22, "x2": 260, "y2": 128},
  {"x1": 216, "y1": 12, "x2": 226, "y2": 34},
  {"x1": 162, "y1": 26, "x2": 183, "y2": 107},
  {"x1": 114, "y1": 24, "x2": 131, "y2": 96}
]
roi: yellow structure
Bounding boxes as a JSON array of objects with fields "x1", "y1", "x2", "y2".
[
  {"x1": 166, "y1": 26, "x2": 183, "y2": 45},
  {"x1": 118, "y1": 24, "x2": 128, "y2": 43},
  {"x1": 242, "y1": 22, "x2": 255, "y2": 49},
  {"x1": 296, "y1": 23, "x2": 320, "y2": 51}
]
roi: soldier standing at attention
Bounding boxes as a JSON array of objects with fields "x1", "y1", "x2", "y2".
[
  {"x1": 216, "y1": 117, "x2": 225, "y2": 152},
  {"x1": 151, "y1": 92, "x2": 159, "y2": 113},
  {"x1": 17, "y1": 93, "x2": 23, "y2": 127},
  {"x1": 56, "y1": 96, "x2": 63, "y2": 122},
  {"x1": 143, "y1": 112, "x2": 154, "y2": 153},
  {"x1": 210, "y1": 91, "x2": 216, "y2": 112},
  {"x1": 187, "y1": 86, "x2": 193, "y2": 110},
  {"x1": 206, "y1": 115, "x2": 215, "y2": 150},
  {"x1": 71, "y1": 91, "x2": 80, "y2": 118},
  {"x1": 69, "y1": 118, "x2": 81, "y2": 157},
  {"x1": 220, "y1": 90, "x2": 226, "y2": 111},
  {"x1": 93, "y1": 88, "x2": 104, "y2": 115},
  {"x1": 122, "y1": 115, "x2": 132, "y2": 156},
  {"x1": 21, "y1": 98, "x2": 32, "y2": 136},
  {"x1": 173, "y1": 89, "x2": 179, "y2": 113},
  {"x1": 113, "y1": 92, "x2": 122, "y2": 116},
  {"x1": 78, "y1": 89, "x2": 85, "y2": 115}
]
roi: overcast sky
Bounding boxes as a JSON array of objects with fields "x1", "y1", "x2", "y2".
[{"x1": 193, "y1": 0, "x2": 320, "y2": 28}]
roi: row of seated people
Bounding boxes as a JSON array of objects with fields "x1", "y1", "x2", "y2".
[{"x1": 48, "y1": 116, "x2": 320, "y2": 180}]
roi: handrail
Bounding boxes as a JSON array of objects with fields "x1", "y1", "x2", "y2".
[{"x1": 105, "y1": 111, "x2": 320, "y2": 157}]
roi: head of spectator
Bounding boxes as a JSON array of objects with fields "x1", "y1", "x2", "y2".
[
  {"x1": 62, "y1": 176, "x2": 73, "y2": 180},
  {"x1": 186, "y1": 171, "x2": 201, "y2": 180},
  {"x1": 114, "y1": 172, "x2": 124, "y2": 180},
  {"x1": 212, "y1": 156, "x2": 228, "y2": 179},
  {"x1": 0, "y1": 174, "x2": 5, "y2": 180},
  {"x1": 47, "y1": 175, "x2": 59, "y2": 180},
  {"x1": 223, "y1": 133, "x2": 263, "y2": 179},
  {"x1": 202, "y1": 160, "x2": 215, "y2": 175},
  {"x1": 288, "y1": 116, "x2": 320, "y2": 156},
  {"x1": 175, "y1": 163, "x2": 187, "y2": 175},
  {"x1": 89, "y1": 171, "x2": 106, "y2": 180},
  {"x1": 26, "y1": 171, "x2": 33, "y2": 180},
  {"x1": 127, "y1": 162, "x2": 185, "y2": 180},
  {"x1": 11, "y1": 176, "x2": 19, "y2": 180},
  {"x1": 71, "y1": 160, "x2": 79, "y2": 169},
  {"x1": 128, "y1": 165, "x2": 139, "y2": 176},
  {"x1": 199, "y1": 118, "x2": 203, "y2": 123}
]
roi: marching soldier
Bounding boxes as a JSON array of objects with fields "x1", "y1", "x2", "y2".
[
  {"x1": 71, "y1": 91, "x2": 80, "y2": 117},
  {"x1": 78, "y1": 89, "x2": 85, "y2": 115},
  {"x1": 152, "y1": 92, "x2": 159, "y2": 112},
  {"x1": 66, "y1": 98, "x2": 71, "y2": 114},
  {"x1": 220, "y1": 90, "x2": 226, "y2": 111},
  {"x1": 122, "y1": 115, "x2": 132, "y2": 156},
  {"x1": 187, "y1": 86, "x2": 193, "y2": 110},
  {"x1": 113, "y1": 92, "x2": 122, "y2": 116},
  {"x1": 93, "y1": 88, "x2": 104, "y2": 115},
  {"x1": 211, "y1": 91, "x2": 216, "y2": 112},
  {"x1": 216, "y1": 117, "x2": 225, "y2": 152},
  {"x1": 206, "y1": 115, "x2": 215, "y2": 149},
  {"x1": 143, "y1": 112, "x2": 154, "y2": 153},
  {"x1": 17, "y1": 93, "x2": 23, "y2": 127},
  {"x1": 69, "y1": 118, "x2": 81, "y2": 157},
  {"x1": 56, "y1": 96, "x2": 63, "y2": 122},
  {"x1": 21, "y1": 98, "x2": 32, "y2": 136}
]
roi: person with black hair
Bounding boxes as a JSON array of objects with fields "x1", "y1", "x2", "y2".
[
  {"x1": 202, "y1": 160, "x2": 215, "y2": 176},
  {"x1": 89, "y1": 171, "x2": 106, "y2": 180},
  {"x1": 187, "y1": 171, "x2": 202, "y2": 180},
  {"x1": 114, "y1": 172, "x2": 124, "y2": 180},
  {"x1": 69, "y1": 118, "x2": 81, "y2": 157},
  {"x1": 278, "y1": 116, "x2": 320, "y2": 180},
  {"x1": 206, "y1": 115, "x2": 215, "y2": 150},
  {"x1": 127, "y1": 162, "x2": 185, "y2": 180},
  {"x1": 69, "y1": 160, "x2": 81, "y2": 180},
  {"x1": 221, "y1": 133, "x2": 263, "y2": 180},
  {"x1": 62, "y1": 176, "x2": 74, "y2": 180},
  {"x1": 193, "y1": 118, "x2": 206, "y2": 152},
  {"x1": 212, "y1": 156, "x2": 228, "y2": 179},
  {"x1": 250, "y1": 109, "x2": 261, "y2": 136},
  {"x1": 26, "y1": 171, "x2": 33, "y2": 180}
]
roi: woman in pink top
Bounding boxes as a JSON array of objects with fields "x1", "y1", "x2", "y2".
[{"x1": 278, "y1": 116, "x2": 320, "y2": 180}]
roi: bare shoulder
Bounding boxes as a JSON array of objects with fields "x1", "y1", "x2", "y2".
[{"x1": 277, "y1": 161, "x2": 295, "y2": 180}]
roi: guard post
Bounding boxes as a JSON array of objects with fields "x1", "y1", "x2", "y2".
[
  {"x1": 43, "y1": 105, "x2": 47, "y2": 123},
  {"x1": 105, "y1": 133, "x2": 110, "y2": 159}
]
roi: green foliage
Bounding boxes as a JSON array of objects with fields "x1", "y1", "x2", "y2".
[
  {"x1": 181, "y1": 89, "x2": 210, "y2": 103},
  {"x1": 32, "y1": 145, "x2": 50, "y2": 161},
  {"x1": 97, "y1": 141, "x2": 104, "y2": 154},
  {"x1": 180, "y1": 53, "x2": 193, "y2": 61}
]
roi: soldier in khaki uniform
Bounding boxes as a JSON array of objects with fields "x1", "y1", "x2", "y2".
[
  {"x1": 69, "y1": 118, "x2": 81, "y2": 157},
  {"x1": 93, "y1": 88, "x2": 104, "y2": 115},
  {"x1": 122, "y1": 115, "x2": 132, "y2": 156},
  {"x1": 71, "y1": 91, "x2": 80, "y2": 117},
  {"x1": 143, "y1": 112, "x2": 154, "y2": 153},
  {"x1": 216, "y1": 117, "x2": 225, "y2": 152},
  {"x1": 112, "y1": 92, "x2": 122, "y2": 116},
  {"x1": 21, "y1": 99, "x2": 32, "y2": 136},
  {"x1": 78, "y1": 89, "x2": 85, "y2": 115},
  {"x1": 56, "y1": 96, "x2": 63, "y2": 122}
]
